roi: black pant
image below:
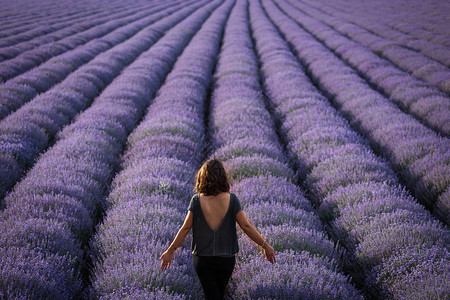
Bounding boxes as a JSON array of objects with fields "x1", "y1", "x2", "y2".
[{"x1": 192, "y1": 254, "x2": 236, "y2": 300}]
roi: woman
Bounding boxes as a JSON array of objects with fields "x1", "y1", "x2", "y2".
[{"x1": 160, "y1": 158, "x2": 276, "y2": 299}]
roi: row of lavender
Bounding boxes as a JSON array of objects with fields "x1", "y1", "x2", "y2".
[
  {"x1": 0, "y1": 0, "x2": 126, "y2": 20},
  {"x1": 0, "y1": 1, "x2": 178, "y2": 100},
  {"x1": 270, "y1": 0, "x2": 450, "y2": 226},
  {"x1": 254, "y1": 0, "x2": 449, "y2": 298},
  {"x1": 0, "y1": 0, "x2": 196, "y2": 202},
  {"x1": 0, "y1": 0, "x2": 122, "y2": 39},
  {"x1": 0, "y1": 4, "x2": 111, "y2": 47},
  {"x1": 298, "y1": 0, "x2": 450, "y2": 69},
  {"x1": 0, "y1": 0, "x2": 448, "y2": 298},
  {"x1": 0, "y1": 2, "x2": 160, "y2": 80},
  {"x1": 303, "y1": 0, "x2": 450, "y2": 48},
  {"x1": 89, "y1": 1, "x2": 232, "y2": 298},
  {"x1": 283, "y1": 0, "x2": 450, "y2": 137},
  {"x1": 0, "y1": 1, "x2": 213, "y2": 298},
  {"x1": 0, "y1": 1, "x2": 151, "y2": 61},
  {"x1": 207, "y1": 0, "x2": 361, "y2": 298}
]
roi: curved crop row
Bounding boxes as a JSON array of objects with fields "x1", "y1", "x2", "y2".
[
  {"x1": 303, "y1": 0, "x2": 450, "y2": 48},
  {"x1": 267, "y1": 0, "x2": 450, "y2": 225},
  {"x1": 0, "y1": 1, "x2": 214, "y2": 298},
  {"x1": 0, "y1": 1, "x2": 150, "y2": 61},
  {"x1": 0, "y1": 0, "x2": 192, "y2": 121},
  {"x1": 0, "y1": 1, "x2": 180, "y2": 83},
  {"x1": 207, "y1": 0, "x2": 361, "y2": 298},
  {"x1": 0, "y1": 9, "x2": 99, "y2": 47},
  {"x1": 0, "y1": 0, "x2": 200, "y2": 202},
  {"x1": 279, "y1": 0, "x2": 450, "y2": 137},
  {"x1": 253, "y1": 0, "x2": 450, "y2": 298},
  {"x1": 0, "y1": 1, "x2": 139, "y2": 50},
  {"x1": 296, "y1": 0, "x2": 450, "y2": 67},
  {"x1": 282, "y1": 0, "x2": 450, "y2": 95},
  {"x1": 0, "y1": 0, "x2": 117, "y2": 38},
  {"x1": 89, "y1": 1, "x2": 232, "y2": 298}
]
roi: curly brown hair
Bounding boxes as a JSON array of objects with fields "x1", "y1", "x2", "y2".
[{"x1": 194, "y1": 158, "x2": 230, "y2": 196}]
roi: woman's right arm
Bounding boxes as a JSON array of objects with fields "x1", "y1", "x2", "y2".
[
  {"x1": 236, "y1": 211, "x2": 276, "y2": 263},
  {"x1": 160, "y1": 211, "x2": 193, "y2": 270}
]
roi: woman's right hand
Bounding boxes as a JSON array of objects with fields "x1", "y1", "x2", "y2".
[
  {"x1": 263, "y1": 243, "x2": 276, "y2": 264},
  {"x1": 159, "y1": 250, "x2": 174, "y2": 271}
]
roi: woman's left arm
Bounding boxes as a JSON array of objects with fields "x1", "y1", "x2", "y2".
[{"x1": 159, "y1": 211, "x2": 193, "y2": 271}]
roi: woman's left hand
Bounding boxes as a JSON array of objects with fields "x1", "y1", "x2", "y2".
[
  {"x1": 159, "y1": 250, "x2": 173, "y2": 271},
  {"x1": 263, "y1": 243, "x2": 276, "y2": 264}
]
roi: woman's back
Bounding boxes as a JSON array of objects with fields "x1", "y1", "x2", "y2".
[
  {"x1": 189, "y1": 192, "x2": 240, "y2": 257},
  {"x1": 199, "y1": 192, "x2": 231, "y2": 231}
]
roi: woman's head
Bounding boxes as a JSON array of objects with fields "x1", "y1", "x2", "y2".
[{"x1": 194, "y1": 158, "x2": 230, "y2": 196}]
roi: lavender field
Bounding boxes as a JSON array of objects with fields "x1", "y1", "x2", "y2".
[{"x1": 0, "y1": 0, "x2": 449, "y2": 298}]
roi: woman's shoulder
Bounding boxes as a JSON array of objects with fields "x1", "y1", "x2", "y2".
[
  {"x1": 188, "y1": 193, "x2": 200, "y2": 211},
  {"x1": 229, "y1": 192, "x2": 242, "y2": 211},
  {"x1": 193, "y1": 193, "x2": 201, "y2": 202}
]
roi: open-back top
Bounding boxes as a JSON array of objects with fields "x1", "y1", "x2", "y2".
[{"x1": 188, "y1": 192, "x2": 242, "y2": 257}]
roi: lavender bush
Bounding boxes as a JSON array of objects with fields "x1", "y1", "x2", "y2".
[
  {"x1": 0, "y1": 0, "x2": 201, "y2": 202},
  {"x1": 300, "y1": 0, "x2": 450, "y2": 64},
  {"x1": 0, "y1": 2, "x2": 147, "y2": 60},
  {"x1": 0, "y1": 1, "x2": 183, "y2": 82},
  {"x1": 0, "y1": 0, "x2": 130, "y2": 42},
  {"x1": 207, "y1": 0, "x2": 361, "y2": 298},
  {"x1": 0, "y1": 0, "x2": 218, "y2": 297},
  {"x1": 90, "y1": 1, "x2": 232, "y2": 297},
  {"x1": 266, "y1": 0, "x2": 450, "y2": 226},
  {"x1": 0, "y1": 0, "x2": 447, "y2": 298},
  {"x1": 280, "y1": 0, "x2": 450, "y2": 137},
  {"x1": 253, "y1": 0, "x2": 450, "y2": 297},
  {"x1": 0, "y1": 0, "x2": 190, "y2": 120},
  {"x1": 283, "y1": 0, "x2": 450, "y2": 94}
]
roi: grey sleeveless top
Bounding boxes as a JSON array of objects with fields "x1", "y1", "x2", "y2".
[{"x1": 188, "y1": 192, "x2": 242, "y2": 257}]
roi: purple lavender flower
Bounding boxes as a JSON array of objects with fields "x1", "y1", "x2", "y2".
[
  {"x1": 90, "y1": 1, "x2": 233, "y2": 297},
  {"x1": 366, "y1": 244, "x2": 450, "y2": 299},
  {"x1": 230, "y1": 251, "x2": 362, "y2": 300},
  {"x1": 231, "y1": 175, "x2": 312, "y2": 211},
  {"x1": 265, "y1": 0, "x2": 450, "y2": 225},
  {"x1": 206, "y1": 0, "x2": 362, "y2": 297},
  {"x1": 253, "y1": 0, "x2": 450, "y2": 298},
  {"x1": 0, "y1": 0, "x2": 206, "y2": 201},
  {"x1": 0, "y1": 247, "x2": 82, "y2": 299}
]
